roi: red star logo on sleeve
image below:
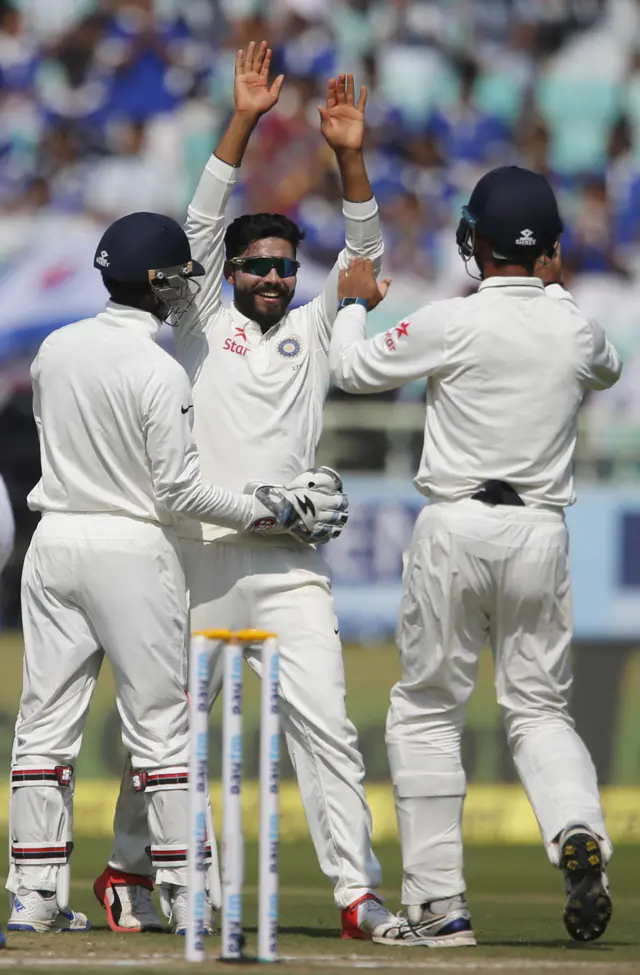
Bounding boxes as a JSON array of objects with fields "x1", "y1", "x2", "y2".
[{"x1": 395, "y1": 321, "x2": 411, "y2": 338}]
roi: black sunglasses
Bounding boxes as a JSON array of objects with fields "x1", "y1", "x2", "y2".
[{"x1": 229, "y1": 256, "x2": 300, "y2": 278}]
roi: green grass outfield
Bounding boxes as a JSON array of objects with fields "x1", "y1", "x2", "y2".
[{"x1": 1, "y1": 837, "x2": 638, "y2": 975}]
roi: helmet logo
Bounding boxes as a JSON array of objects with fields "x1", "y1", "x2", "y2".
[
  {"x1": 96, "y1": 250, "x2": 110, "y2": 268},
  {"x1": 515, "y1": 229, "x2": 536, "y2": 246}
]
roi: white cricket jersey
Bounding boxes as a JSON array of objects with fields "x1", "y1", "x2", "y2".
[
  {"x1": 28, "y1": 302, "x2": 253, "y2": 530},
  {"x1": 329, "y1": 278, "x2": 622, "y2": 509},
  {"x1": 174, "y1": 154, "x2": 384, "y2": 541}
]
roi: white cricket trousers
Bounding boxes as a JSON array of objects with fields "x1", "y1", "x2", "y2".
[
  {"x1": 9, "y1": 513, "x2": 191, "y2": 895},
  {"x1": 110, "y1": 538, "x2": 382, "y2": 909},
  {"x1": 386, "y1": 500, "x2": 611, "y2": 906}
]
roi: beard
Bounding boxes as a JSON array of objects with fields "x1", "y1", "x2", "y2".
[{"x1": 233, "y1": 283, "x2": 295, "y2": 333}]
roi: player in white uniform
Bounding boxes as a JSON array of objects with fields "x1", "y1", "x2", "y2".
[
  {"x1": 7, "y1": 211, "x2": 348, "y2": 935},
  {"x1": 94, "y1": 43, "x2": 400, "y2": 941},
  {"x1": 0, "y1": 475, "x2": 14, "y2": 578},
  {"x1": 0, "y1": 476, "x2": 14, "y2": 947},
  {"x1": 328, "y1": 167, "x2": 622, "y2": 946}
]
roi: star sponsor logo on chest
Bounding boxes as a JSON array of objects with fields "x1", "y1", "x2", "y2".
[
  {"x1": 224, "y1": 325, "x2": 250, "y2": 358},
  {"x1": 277, "y1": 336, "x2": 303, "y2": 360}
]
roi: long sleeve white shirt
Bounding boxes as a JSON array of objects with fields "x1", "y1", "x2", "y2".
[
  {"x1": 28, "y1": 302, "x2": 253, "y2": 530},
  {"x1": 174, "y1": 153, "x2": 384, "y2": 541},
  {"x1": 329, "y1": 278, "x2": 622, "y2": 509}
]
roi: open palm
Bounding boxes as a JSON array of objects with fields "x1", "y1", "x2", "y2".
[
  {"x1": 319, "y1": 74, "x2": 367, "y2": 153},
  {"x1": 235, "y1": 41, "x2": 284, "y2": 118}
]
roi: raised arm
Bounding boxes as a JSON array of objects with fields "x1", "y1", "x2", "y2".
[
  {"x1": 536, "y1": 248, "x2": 622, "y2": 392},
  {"x1": 329, "y1": 258, "x2": 449, "y2": 394},
  {"x1": 309, "y1": 75, "x2": 384, "y2": 351},
  {"x1": 178, "y1": 41, "x2": 284, "y2": 343}
]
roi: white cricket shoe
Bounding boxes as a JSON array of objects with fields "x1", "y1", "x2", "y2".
[
  {"x1": 158, "y1": 884, "x2": 215, "y2": 936},
  {"x1": 372, "y1": 895, "x2": 476, "y2": 948},
  {"x1": 93, "y1": 867, "x2": 164, "y2": 933},
  {"x1": 8, "y1": 889, "x2": 90, "y2": 933},
  {"x1": 341, "y1": 893, "x2": 404, "y2": 940}
]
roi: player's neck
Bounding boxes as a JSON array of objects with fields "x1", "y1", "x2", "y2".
[{"x1": 482, "y1": 264, "x2": 534, "y2": 279}]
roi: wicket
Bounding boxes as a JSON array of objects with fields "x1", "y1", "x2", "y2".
[{"x1": 186, "y1": 629, "x2": 280, "y2": 964}]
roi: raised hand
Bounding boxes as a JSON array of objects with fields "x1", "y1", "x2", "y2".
[
  {"x1": 338, "y1": 258, "x2": 391, "y2": 311},
  {"x1": 536, "y1": 241, "x2": 563, "y2": 286},
  {"x1": 319, "y1": 73, "x2": 367, "y2": 154},
  {"x1": 235, "y1": 40, "x2": 284, "y2": 119}
]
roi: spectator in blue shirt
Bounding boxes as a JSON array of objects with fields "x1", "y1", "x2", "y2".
[{"x1": 426, "y1": 56, "x2": 511, "y2": 165}]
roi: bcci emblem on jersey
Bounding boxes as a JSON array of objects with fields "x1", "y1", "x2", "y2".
[{"x1": 277, "y1": 336, "x2": 302, "y2": 359}]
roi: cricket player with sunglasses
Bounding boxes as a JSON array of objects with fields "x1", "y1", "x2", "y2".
[{"x1": 94, "y1": 43, "x2": 402, "y2": 941}]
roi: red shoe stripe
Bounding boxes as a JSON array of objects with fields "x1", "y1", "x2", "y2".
[{"x1": 340, "y1": 893, "x2": 383, "y2": 942}]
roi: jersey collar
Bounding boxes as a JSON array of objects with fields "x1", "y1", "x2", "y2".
[
  {"x1": 98, "y1": 301, "x2": 161, "y2": 337},
  {"x1": 230, "y1": 301, "x2": 286, "y2": 337},
  {"x1": 478, "y1": 277, "x2": 545, "y2": 291}
]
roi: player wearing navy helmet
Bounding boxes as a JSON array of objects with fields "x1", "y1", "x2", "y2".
[
  {"x1": 328, "y1": 166, "x2": 621, "y2": 946},
  {"x1": 6, "y1": 209, "x2": 348, "y2": 935}
]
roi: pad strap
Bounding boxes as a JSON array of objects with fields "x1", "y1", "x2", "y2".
[
  {"x1": 148, "y1": 843, "x2": 211, "y2": 870},
  {"x1": 131, "y1": 766, "x2": 188, "y2": 793},
  {"x1": 11, "y1": 841, "x2": 73, "y2": 865},
  {"x1": 11, "y1": 765, "x2": 73, "y2": 788}
]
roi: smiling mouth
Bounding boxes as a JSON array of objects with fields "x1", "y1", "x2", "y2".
[{"x1": 256, "y1": 291, "x2": 284, "y2": 303}]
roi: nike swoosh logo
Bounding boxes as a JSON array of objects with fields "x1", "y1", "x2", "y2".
[{"x1": 181, "y1": 405, "x2": 193, "y2": 414}]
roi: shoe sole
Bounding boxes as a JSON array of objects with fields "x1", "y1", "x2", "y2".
[
  {"x1": 561, "y1": 832, "x2": 612, "y2": 942},
  {"x1": 372, "y1": 931, "x2": 477, "y2": 948},
  {"x1": 7, "y1": 923, "x2": 47, "y2": 933}
]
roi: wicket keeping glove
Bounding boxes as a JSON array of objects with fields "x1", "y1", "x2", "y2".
[
  {"x1": 285, "y1": 467, "x2": 349, "y2": 543},
  {"x1": 244, "y1": 467, "x2": 349, "y2": 544}
]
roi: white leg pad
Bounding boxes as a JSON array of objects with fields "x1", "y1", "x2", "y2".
[
  {"x1": 132, "y1": 765, "x2": 190, "y2": 887},
  {"x1": 10, "y1": 764, "x2": 74, "y2": 905}
]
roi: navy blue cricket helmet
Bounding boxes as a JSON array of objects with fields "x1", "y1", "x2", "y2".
[
  {"x1": 94, "y1": 211, "x2": 204, "y2": 283},
  {"x1": 456, "y1": 166, "x2": 563, "y2": 264}
]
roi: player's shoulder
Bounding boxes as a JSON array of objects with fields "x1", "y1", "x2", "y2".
[
  {"x1": 403, "y1": 296, "x2": 466, "y2": 331},
  {"x1": 35, "y1": 316, "x2": 101, "y2": 359},
  {"x1": 542, "y1": 285, "x2": 594, "y2": 337}
]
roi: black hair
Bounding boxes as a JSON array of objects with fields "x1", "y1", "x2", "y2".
[
  {"x1": 224, "y1": 213, "x2": 305, "y2": 261},
  {"x1": 454, "y1": 55, "x2": 479, "y2": 91},
  {"x1": 102, "y1": 274, "x2": 153, "y2": 307}
]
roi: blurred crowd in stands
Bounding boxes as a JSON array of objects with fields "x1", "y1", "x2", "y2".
[
  {"x1": 0, "y1": 0, "x2": 637, "y2": 271},
  {"x1": 1, "y1": 0, "x2": 640, "y2": 450},
  {"x1": 3, "y1": 0, "x2": 640, "y2": 620}
]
